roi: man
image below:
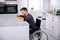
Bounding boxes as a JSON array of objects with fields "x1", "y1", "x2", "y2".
[{"x1": 16, "y1": 7, "x2": 37, "y2": 34}]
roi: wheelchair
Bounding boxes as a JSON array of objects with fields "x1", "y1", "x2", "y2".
[
  {"x1": 30, "y1": 18, "x2": 48, "y2": 40},
  {"x1": 30, "y1": 30, "x2": 48, "y2": 40}
]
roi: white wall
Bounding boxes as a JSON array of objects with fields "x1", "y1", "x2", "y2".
[
  {"x1": 42, "y1": 0, "x2": 50, "y2": 12},
  {"x1": 17, "y1": 0, "x2": 28, "y2": 14},
  {"x1": 50, "y1": 0, "x2": 60, "y2": 9}
]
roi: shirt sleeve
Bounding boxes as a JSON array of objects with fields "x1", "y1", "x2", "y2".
[{"x1": 29, "y1": 15, "x2": 37, "y2": 29}]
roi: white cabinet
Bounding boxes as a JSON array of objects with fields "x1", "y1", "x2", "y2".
[
  {"x1": 0, "y1": 26, "x2": 29, "y2": 40},
  {"x1": 0, "y1": 0, "x2": 5, "y2": 2},
  {"x1": 46, "y1": 14, "x2": 59, "y2": 39},
  {"x1": 0, "y1": 14, "x2": 29, "y2": 40}
]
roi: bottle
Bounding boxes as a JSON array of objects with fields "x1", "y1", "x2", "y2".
[{"x1": 53, "y1": 8, "x2": 57, "y2": 15}]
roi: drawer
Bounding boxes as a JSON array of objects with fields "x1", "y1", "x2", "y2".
[
  {"x1": 46, "y1": 22, "x2": 53, "y2": 31},
  {"x1": 46, "y1": 22, "x2": 58, "y2": 38},
  {"x1": 54, "y1": 17, "x2": 59, "y2": 23},
  {"x1": 50, "y1": 25, "x2": 58, "y2": 38},
  {"x1": 46, "y1": 14, "x2": 59, "y2": 39},
  {"x1": 46, "y1": 26, "x2": 58, "y2": 39}
]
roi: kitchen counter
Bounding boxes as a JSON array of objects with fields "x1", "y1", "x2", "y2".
[
  {"x1": 0, "y1": 14, "x2": 29, "y2": 26},
  {"x1": 45, "y1": 13, "x2": 60, "y2": 40},
  {"x1": 0, "y1": 14, "x2": 29, "y2": 40}
]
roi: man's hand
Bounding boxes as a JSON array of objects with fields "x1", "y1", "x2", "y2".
[
  {"x1": 21, "y1": 17, "x2": 24, "y2": 21},
  {"x1": 16, "y1": 13, "x2": 24, "y2": 21},
  {"x1": 16, "y1": 13, "x2": 19, "y2": 17},
  {"x1": 17, "y1": 17, "x2": 24, "y2": 21}
]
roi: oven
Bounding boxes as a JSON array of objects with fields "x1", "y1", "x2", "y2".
[
  {"x1": 6, "y1": 4, "x2": 18, "y2": 14},
  {"x1": 0, "y1": 4, "x2": 5, "y2": 14},
  {"x1": 0, "y1": 4, "x2": 18, "y2": 14}
]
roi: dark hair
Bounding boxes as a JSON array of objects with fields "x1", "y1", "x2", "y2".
[{"x1": 20, "y1": 7, "x2": 28, "y2": 11}]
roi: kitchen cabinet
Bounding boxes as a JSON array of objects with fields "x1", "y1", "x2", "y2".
[
  {"x1": 41, "y1": 29, "x2": 57, "y2": 40},
  {"x1": 6, "y1": 0, "x2": 17, "y2": 1},
  {"x1": 36, "y1": 14, "x2": 59, "y2": 40},
  {"x1": 0, "y1": 14, "x2": 29, "y2": 40},
  {"x1": 0, "y1": 26, "x2": 29, "y2": 40},
  {"x1": 46, "y1": 14, "x2": 59, "y2": 39},
  {"x1": 0, "y1": 0, "x2": 5, "y2": 2}
]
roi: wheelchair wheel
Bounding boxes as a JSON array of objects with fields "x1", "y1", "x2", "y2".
[{"x1": 30, "y1": 30, "x2": 48, "y2": 40}]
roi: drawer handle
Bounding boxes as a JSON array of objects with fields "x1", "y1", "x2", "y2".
[
  {"x1": 52, "y1": 17, "x2": 54, "y2": 18},
  {"x1": 47, "y1": 15, "x2": 48, "y2": 16},
  {"x1": 52, "y1": 20, "x2": 54, "y2": 21},
  {"x1": 52, "y1": 26, "x2": 54, "y2": 28}
]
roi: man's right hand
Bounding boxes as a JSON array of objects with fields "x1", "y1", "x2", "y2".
[
  {"x1": 16, "y1": 13, "x2": 19, "y2": 17},
  {"x1": 16, "y1": 13, "x2": 24, "y2": 21}
]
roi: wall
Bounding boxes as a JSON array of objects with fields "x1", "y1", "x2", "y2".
[
  {"x1": 17, "y1": 0, "x2": 28, "y2": 14},
  {"x1": 50, "y1": 0, "x2": 60, "y2": 9},
  {"x1": 42, "y1": 0, "x2": 50, "y2": 12}
]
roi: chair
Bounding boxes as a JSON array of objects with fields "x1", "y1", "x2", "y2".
[
  {"x1": 30, "y1": 18, "x2": 48, "y2": 40},
  {"x1": 30, "y1": 18, "x2": 41, "y2": 34},
  {"x1": 29, "y1": 18, "x2": 41, "y2": 40},
  {"x1": 36, "y1": 18, "x2": 41, "y2": 30}
]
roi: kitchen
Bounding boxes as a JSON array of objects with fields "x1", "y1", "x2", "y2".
[{"x1": 0, "y1": 0, "x2": 60, "y2": 40}]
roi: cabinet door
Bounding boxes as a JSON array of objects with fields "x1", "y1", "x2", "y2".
[
  {"x1": 6, "y1": 0, "x2": 17, "y2": 1},
  {"x1": 46, "y1": 14, "x2": 53, "y2": 31},
  {"x1": 50, "y1": 25, "x2": 58, "y2": 38},
  {"x1": 51, "y1": 16, "x2": 58, "y2": 38},
  {"x1": 0, "y1": 0, "x2": 5, "y2": 2},
  {"x1": 41, "y1": 28, "x2": 57, "y2": 40},
  {"x1": 46, "y1": 14, "x2": 58, "y2": 39},
  {"x1": 47, "y1": 32, "x2": 57, "y2": 40}
]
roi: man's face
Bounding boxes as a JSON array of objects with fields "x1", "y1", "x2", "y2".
[{"x1": 21, "y1": 10, "x2": 27, "y2": 16}]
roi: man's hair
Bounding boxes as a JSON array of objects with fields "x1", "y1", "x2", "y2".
[{"x1": 20, "y1": 7, "x2": 28, "y2": 11}]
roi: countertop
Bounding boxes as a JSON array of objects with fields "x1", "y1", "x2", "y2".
[{"x1": 0, "y1": 14, "x2": 29, "y2": 27}]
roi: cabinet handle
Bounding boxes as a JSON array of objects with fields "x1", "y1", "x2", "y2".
[
  {"x1": 47, "y1": 15, "x2": 48, "y2": 16},
  {"x1": 52, "y1": 26, "x2": 54, "y2": 28},
  {"x1": 52, "y1": 17, "x2": 54, "y2": 18},
  {"x1": 52, "y1": 20, "x2": 54, "y2": 21}
]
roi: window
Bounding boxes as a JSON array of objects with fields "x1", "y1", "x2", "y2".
[{"x1": 28, "y1": 0, "x2": 41, "y2": 10}]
